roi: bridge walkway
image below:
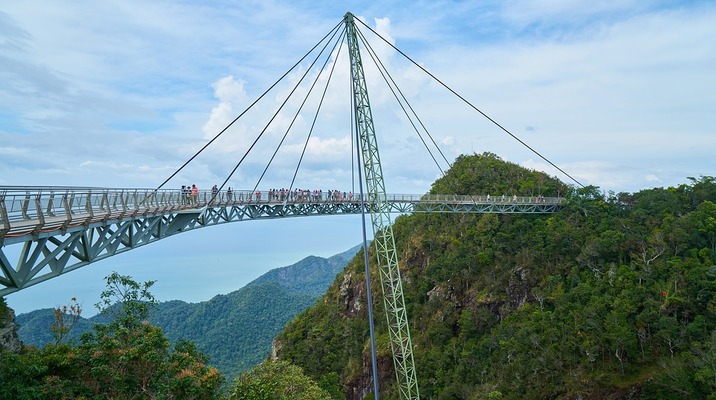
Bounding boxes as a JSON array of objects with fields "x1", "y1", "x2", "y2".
[
  {"x1": 0, "y1": 186, "x2": 563, "y2": 296},
  {"x1": 1, "y1": 187, "x2": 562, "y2": 245}
]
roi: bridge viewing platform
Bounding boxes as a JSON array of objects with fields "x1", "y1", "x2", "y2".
[
  {"x1": 1, "y1": 186, "x2": 563, "y2": 246},
  {"x1": 0, "y1": 186, "x2": 563, "y2": 296}
]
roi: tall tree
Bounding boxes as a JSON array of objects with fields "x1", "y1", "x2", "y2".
[{"x1": 228, "y1": 360, "x2": 330, "y2": 400}]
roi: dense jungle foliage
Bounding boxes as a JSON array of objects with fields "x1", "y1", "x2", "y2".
[
  {"x1": 276, "y1": 153, "x2": 716, "y2": 399},
  {"x1": 1, "y1": 273, "x2": 225, "y2": 399},
  {"x1": 13, "y1": 282, "x2": 316, "y2": 379}
]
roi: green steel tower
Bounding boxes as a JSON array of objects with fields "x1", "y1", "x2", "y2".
[{"x1": 344, "y1": 12, "x2": 420, "y2": 400}]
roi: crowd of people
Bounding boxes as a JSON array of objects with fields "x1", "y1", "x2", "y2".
[
  {"x1": 266, "y1": 188, "x2": 353, "y2": 202},
  {"x1": 178, "y1": 185, "x2": 355, "y2": 205},
  {"x1": 178, "y1": 185, "x2": 550, "y2": 205}
]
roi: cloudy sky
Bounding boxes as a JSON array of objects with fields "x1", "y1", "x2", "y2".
[{"x1": 3, "y1": 1, "x2": 715, "y2": 314}]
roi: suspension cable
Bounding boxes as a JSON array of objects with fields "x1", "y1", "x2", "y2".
[
  {"x1": 210, "y1": 22, "x2": 344, "y2": 200},
  {"x1": 355, "y1": 26, "x2": 485, "y2": 203},
  {"x1": 156, "y1": 19, "x2": 344, "y2": 191},
  {"x1": 287, "y1": 29, "x2": 347, "y2": 194},
  {"x1": 350, "y1": 57, "x2": 357, "y2": 195},
  {"x1": 349, "y1": 36, "x2": 382, "y2": 400},
  {"x1": 355, "y1": 29, "x2": 451, "y2": 181},
  {"x1": 246, "y1": 25, "x2": 344, "y2": 194},
  {"x1": 353, "y1": 18, "x2": 585, "y2": 188},
  {"x1": 249, "y1": 26, "x2": 345, "y2": 194}
]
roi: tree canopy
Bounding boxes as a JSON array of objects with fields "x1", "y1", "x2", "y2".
[{"x1": 1, "y1": 273, "x2": 224, "y2": 399}]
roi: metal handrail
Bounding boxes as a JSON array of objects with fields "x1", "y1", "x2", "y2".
[{"x1": 0, "y1": 186, "x2": 564, "y2": 241}]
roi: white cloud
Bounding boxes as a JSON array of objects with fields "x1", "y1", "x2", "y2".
[
  {"x1": 213, "y1": 75, "x2": 248, "y2": 105},
  {"x1": 374, "y1": 17, "x2": 395, "y2": 45},
  {"x1": 203, "y1": 101, "x2": 234, "y2": 137},
  {"x1": 284, "y1": 136, "x2": 352, "y2": 159},
  {"x1": 440, "y1": 136, "x2": 455, "y2": 146},
  {"x1": 202, "y1": 75, "x2": 248, "y2": 139}
]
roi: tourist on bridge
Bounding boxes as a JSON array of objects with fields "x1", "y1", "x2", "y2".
[
  {"x1": 184, "y1": 185, "x2": 192, "y2": 204},
  {"x1": 192, "y1": 184, "x2": 198, "y2": 204}
]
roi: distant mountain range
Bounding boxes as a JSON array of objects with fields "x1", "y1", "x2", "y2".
[{"x1": 16, "y1": 244, "x2": 362, "y2": 379}]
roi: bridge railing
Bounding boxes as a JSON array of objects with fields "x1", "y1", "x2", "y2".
[
  {"x1": 415, "y1": 193, "x2": 563, "y2": 204},
  {"x1": 0, "y1": 187, "x2": 564, "y2": 238},
  {"x1": 0, "y1": 188, "x2": 170, "y2": 224}
]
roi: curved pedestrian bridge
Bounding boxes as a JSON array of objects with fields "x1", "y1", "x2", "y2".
[
  {"x1": 0, "y1": 186, "x2": 563, "y2": 244},
  {"x1": 0, "y1": 186, "x2": 563, "y2": 296}
]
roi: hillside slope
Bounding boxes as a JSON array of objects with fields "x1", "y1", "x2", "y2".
[{"x1": 275, "y1": 153, "x2": 716, "y2": 399}]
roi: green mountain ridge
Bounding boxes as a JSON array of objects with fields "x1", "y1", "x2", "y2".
[
  {"x1": 249, "y1": 245, "x2": 362, "y2": 295},
  {"x1": 275, "y1": 153, "x2": 716, "y2": 400},
  {"x1": 15, "y1": 244, "x2": 361, "y2": 379}
]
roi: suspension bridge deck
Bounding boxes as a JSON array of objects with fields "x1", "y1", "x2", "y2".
[
  {"x1": 0, "y1": 187, "x2": 563, "y2": 296},
  {"x1": 1, "y1": 187, "x2": 563, "y2": 245}
]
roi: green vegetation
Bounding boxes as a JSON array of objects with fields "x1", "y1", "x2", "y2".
[
  {"x1": 16, "y1": 249, "x2": 357, "y2": 380},
  {"x1": 1, "y1": 273, "x2": 333, "y2": 399},
  {"x1": 276, "y1": 153, "x2": 716, "y2": 399},
  {"x1": 227, "y1": 360, "x2": 331, "y2": 400},
  {"x1": 1, "y1": 273, "x2": 224, "y2": 399},
  {"x1": 150, "y1": 281, "x2": 319, "y2": 378},
  {"x1": 4, "y1": 249, "x2": 353, "y2": 398},
  {"x1": 3, "y1": 153, "x2": 716, "y2": 399}
]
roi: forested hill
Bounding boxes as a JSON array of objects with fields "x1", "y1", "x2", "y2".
[
  {"x1": 15, "y1": 244, "x2": 360, "y2": 379},
  {"x1": 275, "y1": 153, "x2": 716, "y2": 400}
]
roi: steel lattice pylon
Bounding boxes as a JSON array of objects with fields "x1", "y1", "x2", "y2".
[{"x1": 344, "y1": 12, "x2": 420, "y2": 400}]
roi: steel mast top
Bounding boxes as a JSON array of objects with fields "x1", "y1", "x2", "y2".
[{"x1": 344, "y1": 12, "x2": 420, "y2": 400}]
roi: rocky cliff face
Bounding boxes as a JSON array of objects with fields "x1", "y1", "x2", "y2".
[{"x1": 0, "y1": 300, "x2": 23, "y2": 353}]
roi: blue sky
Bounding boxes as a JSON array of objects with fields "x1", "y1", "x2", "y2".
[{"x1": 2, "y1": 1, "x2": 715, "y2": 315}]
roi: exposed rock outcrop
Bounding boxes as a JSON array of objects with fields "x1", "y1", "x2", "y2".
[{"x1": 0, "y1": 300, "x2": 23, "y2": 353}]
